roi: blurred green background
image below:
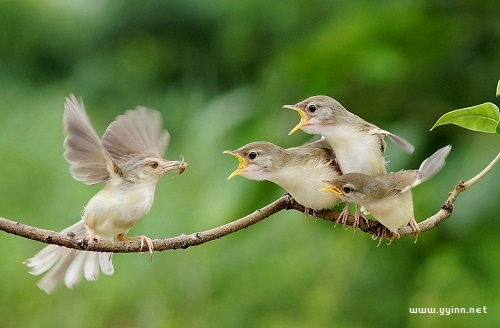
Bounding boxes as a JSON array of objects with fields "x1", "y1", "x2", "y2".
[{"x1": 1, "y1": 1, "x2": 499, "y2": 327}]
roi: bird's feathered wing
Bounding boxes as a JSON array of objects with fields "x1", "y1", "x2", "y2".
[
  {"x1": 401, "y1": 145, "x2": 452, "y2": 193},
  {"x1": 63, "y1": 95, "x2": 117, "y2": 185},
  {"x1": 101, "y1": 107, "x2": 170, "y2": 163},
  {"x1": 369, "y1": 127, "x2": 415, "y2": 154}
]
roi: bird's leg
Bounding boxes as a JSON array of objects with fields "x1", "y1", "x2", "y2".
[
  {"x1": 373, "y1": 225, "x2": 386, "y2": 247},
  {"x1": 353, "y1": 206, "x2": 361, "y2": 232},
  {"x1": 373, "y1": 225, "x2": 399, "y2": 247},
  {"x1": 359, "y1": 206, "x2": 370, "y2": 225},
  {"x1": 311, "y1": 209, "x2": 317, "y2": 222},
  {"x1": 303, "y1": 208, "x2": 318, "y2": 222},
  {"x1": 116, "y1": 233, "x2": 154, "y2": 260},
  {"x1": 80, "y1": 226, "x2": 101, "y2": 247},
  {"x1": 335, "y1": 203, "x2": 350, "y2": 228},
  {"x1": 352, "y1": 205, "x2": 369, "y2": 232},
  {"x1": 85, "y1": 234, "x2": 100, "y2": 243},
  {"x1": 408, "y1": 217, "x2": 420, "y2": 243},
  {"x1": 386, "y1": 231, "x2": 400, "y2": 246}
]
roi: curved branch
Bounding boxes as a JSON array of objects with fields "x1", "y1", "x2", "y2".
[
  {"x1": 397, "y1": 152, "x2": 499, "y2": 237},
  {"x1": 1, "y1": 153, "x2": 498, "y2": 251},
  {"x1": 0, "y1": 195, "x2": 291, "y2": 253}
]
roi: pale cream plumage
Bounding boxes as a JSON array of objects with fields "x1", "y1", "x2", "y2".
[
  {"x1": 24, "y1": 95, "x2": 187, "y2": 293},
  {"x1": 284, "y1": 95, "x2": 415, "y2": 226},
  {"x1": 322, "y1": 145, "x2": 451, "y2": 238},
  {"x1": 284, "y1": 95, "x2": 414, "y2": 175},
  {"x1": 224, "y1": 139, "x2": 342, "y2": 212}
]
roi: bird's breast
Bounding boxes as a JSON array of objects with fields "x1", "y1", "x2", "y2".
[
  {"x1": 323, "y1": 124, "x2": 386, "y2": 175},
  {"x1": 365, "y1": 192, "x2": 414, "y2": 232},
  {"x1": 82, "y1": 183, "x2": 156, "y2": 237},
  {"x1": 270, "y1": 163, "x2": 341, "y2": 210}
]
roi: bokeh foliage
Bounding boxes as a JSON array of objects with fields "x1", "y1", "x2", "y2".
[{"x1": 0, "y1": 1, "x2": 499, "y2": 327}]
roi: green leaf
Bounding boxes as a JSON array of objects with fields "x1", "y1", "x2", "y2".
[
  {"x1": 497, "y1": 79, "x2": 500, "y2": 98},
  {"x1": 430, "y1": 102, "x2": 500, "y2": 134}
]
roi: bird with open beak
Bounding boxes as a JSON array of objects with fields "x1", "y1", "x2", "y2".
[
  {"x1": 224, "y1": 139, "x2": 343, "y2": 216},
  {"x1": 284, "y1": 95, "x2": 415, "y2": 227},
  {"x1": 321, "y1": 145, "x2": 451, "y2": 243}
]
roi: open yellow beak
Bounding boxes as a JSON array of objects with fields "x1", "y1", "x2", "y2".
[
  {"x1": 283, "y1": 105, "x2": 308, "y2": 135},
  {"x1": 320, "y1": 183, "x2": 344, "y2": 195},
  {"x1": 223, "y1": 150, "x2": 248, "y2": 180}
]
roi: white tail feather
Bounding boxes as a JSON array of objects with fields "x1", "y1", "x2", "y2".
[
  {"x1": 36, "y1": 249, "x2": 77, "y2": 293},
  {"x1": 65, "y1": 251, "x2": 86, "y2": 288},
  {"x1": 84, "y1": 252, "x2": 99, "y2": 281},
  {"x1": 24, "y1": 221, "x2": 114, "y2": 293},
  {"x1": 99, "y1": 252, "x2": 114, "y2": 275}
]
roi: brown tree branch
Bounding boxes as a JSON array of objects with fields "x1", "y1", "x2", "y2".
[{"x1": 1, "y1": 152, "x2": 498, "y2": 251}]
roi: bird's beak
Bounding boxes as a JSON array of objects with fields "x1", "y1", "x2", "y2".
[
  {"x1": 320, "y1": 181, "x2": 344, "y2": 195},
  {"x1": 283, "y1": 105, "x2": 309, "y2": 135},
  {"x1": 163, "y1": 158, "x2": 188, "y2": 175},
  {"x1": 223, "y1": 151, "x2": 247, "y2": 180}
]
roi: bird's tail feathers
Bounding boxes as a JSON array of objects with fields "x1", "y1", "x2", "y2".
[
  {"x1": 403, "y1": 145, "x2": 451, "y2": 192},
  {"x1": 24, "y1": 221, "x2": 114, "y2": 294}
]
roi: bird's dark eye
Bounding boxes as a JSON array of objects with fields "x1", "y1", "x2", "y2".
[
  {"x1": 308, "y1": 104, "x2": 317, "y2": 113},
  {"x1": 343, "y1": 186, "x2": 353, "y2": 193},
  {"x1": 248, "y1": 151, "x2": 257, "y2": 160},
  {"x1": 149, "y1": 161, "x2": 159, "y2": 169}
]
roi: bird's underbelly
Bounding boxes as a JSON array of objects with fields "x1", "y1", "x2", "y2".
[
  {"x1": 290, "y1": 188, "x2": 340, "y2": 210},
  {"x1": 324, "y1": 126, "x2": 386, "y2": 175},
  {"x1": 279, "y1": 169, "x2": 342, "y2": 210},
  {"x1": 82, "y1": 187, "x2": 155, "y2": 237},
  {"x1": 367, "y1": 193, "x2": 414, "y2": 232}
]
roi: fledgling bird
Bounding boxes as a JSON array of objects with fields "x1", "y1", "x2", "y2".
[
  {"x1": 224, "y1": 139, "x2": 342, "y2": 214},
  {"x1": 283, "y1": 95, "x2": 415, "y2": 225},
  {"x1": 24, "y1": 95, "x2": 187, "y2": 293},
  {"x1": 321, "y1": 145, "x2": 451, "y2": 242}
]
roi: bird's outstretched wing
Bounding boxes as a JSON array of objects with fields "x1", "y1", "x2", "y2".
[
  {"x1": 63, "y1": 95, "x2": 117, "y2": 185},
  {"x1": 102, "y1": 107, "x2": 170, "y2": 162}
]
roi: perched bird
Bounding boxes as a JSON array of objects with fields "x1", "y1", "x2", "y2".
[
  {"x1": 283, "y1": 95, "x2": 414, "y2": 174},
  {"x1": 321, "y1": 145, "x2": 451, "y2": 241},
  {"x1": 224, "y1": 139, "x2": 342, "y2": 214},
  {"x1": 283, "y1": 95, "x2": 415, "y2": 225},
  {"x1": 24, "y1": 95, "x2": 187, "y2": 293}
]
